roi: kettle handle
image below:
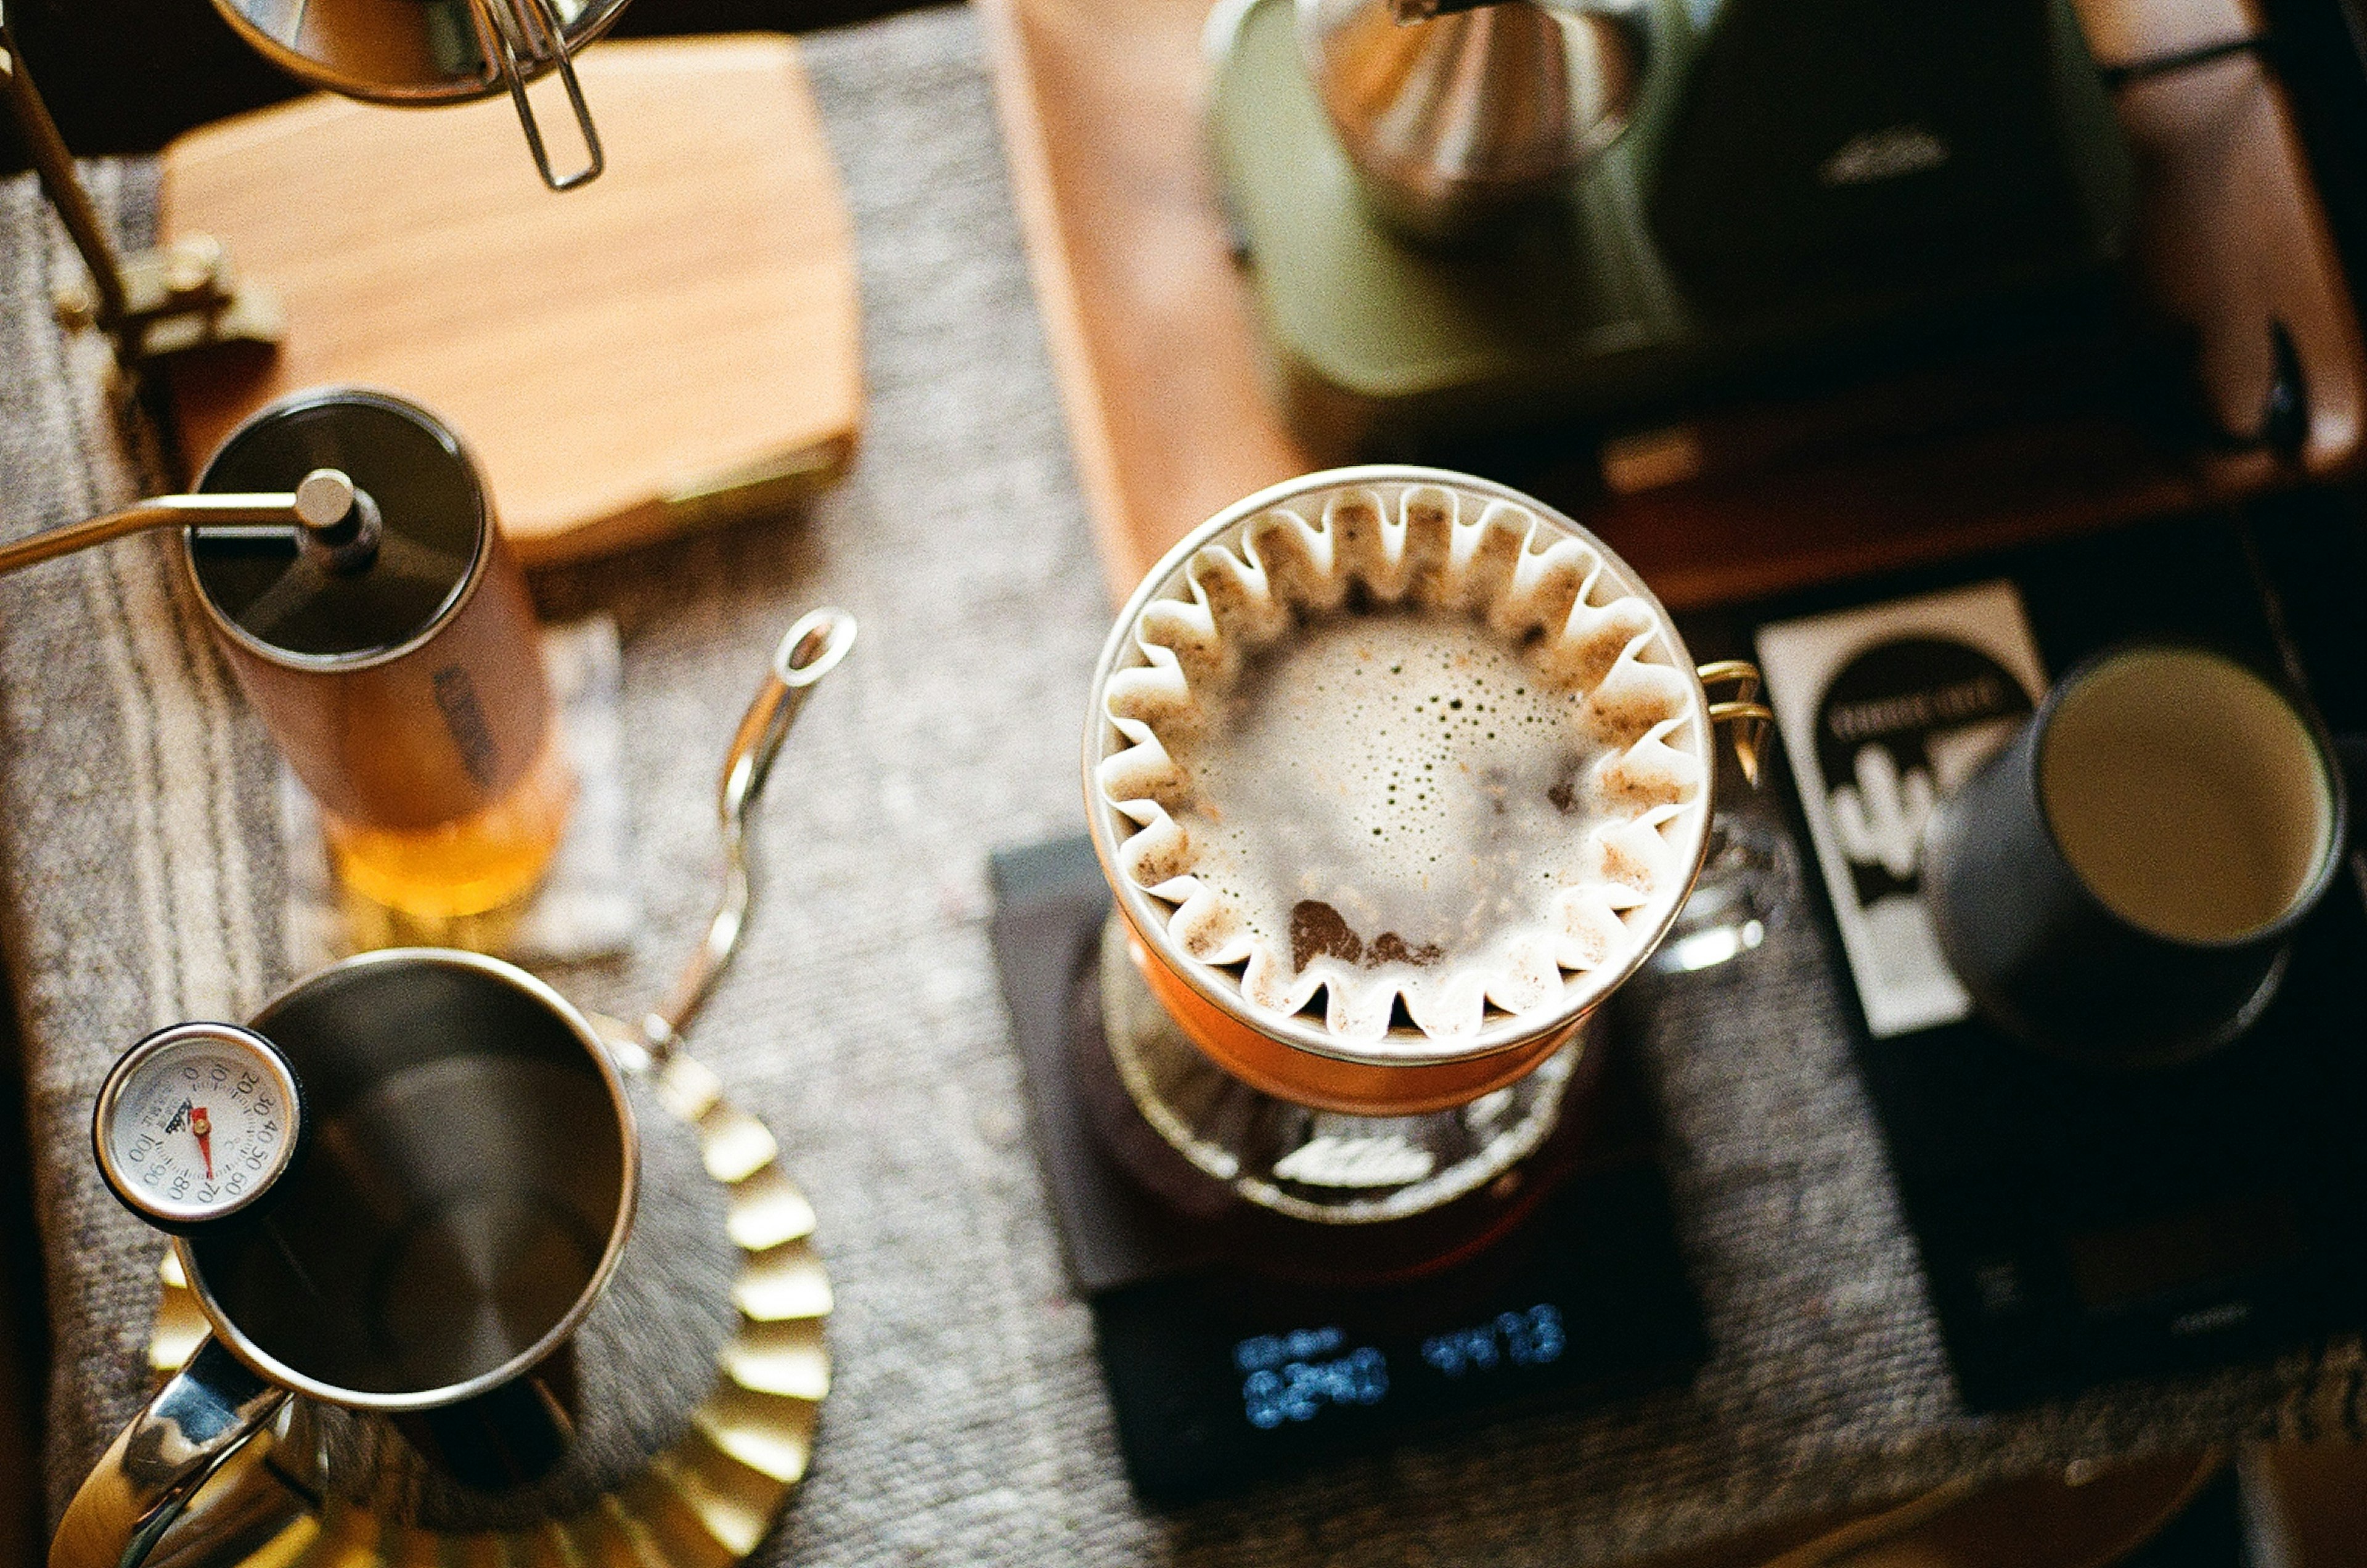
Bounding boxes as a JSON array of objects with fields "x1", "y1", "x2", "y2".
[
  {"x1": 0, "y1": 476, "x2": 364, "y2": 578},
  {"x1": 472, "y1": 0, "x2": 606, "y2": 192},
  {"x1": 49, "y1": 1337, "x2": 288, "y2": 1568}
]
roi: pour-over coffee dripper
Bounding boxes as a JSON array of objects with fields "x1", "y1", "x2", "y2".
[{"x1": 1079, "y1": 467, "x2": 1770, "y2": 1264}]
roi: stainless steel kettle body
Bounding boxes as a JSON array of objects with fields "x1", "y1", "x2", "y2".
[
  {"x1": 1296, "y1": 0, "x2": 1655, "y2": 242},
  {"x1": 206, "y1": 0, "x2": 633, "y2": 189}
]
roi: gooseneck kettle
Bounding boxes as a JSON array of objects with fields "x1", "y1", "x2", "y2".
[{"x1": 1295, "y1": 0, "x2": 1656, "y2": 242}]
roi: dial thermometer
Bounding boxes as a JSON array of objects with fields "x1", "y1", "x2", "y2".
[{"x1": 93, "y1": 1022, "x2": 307, "y2": 1234}]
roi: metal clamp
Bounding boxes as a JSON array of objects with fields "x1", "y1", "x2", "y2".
[
  {"x1": 637, "y1": 608, "x2": 859, "y2": 1061},
  {"x1": 2, "y1": 10, "x2": 282, "y2": 370},
  {"x1": 472, "y1": 0, "x2": 605, "y2": 192},
  {"x1": 1698, "y1": 658, "x2": 1775, "y2": 788}
]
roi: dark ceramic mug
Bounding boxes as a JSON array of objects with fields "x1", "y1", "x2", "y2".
[{"x1": 1923, "y1": 642, "x2": 2350, "y2": 1068}]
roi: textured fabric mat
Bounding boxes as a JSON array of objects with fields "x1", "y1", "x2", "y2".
[{"x1": 4, "y1": 8, "x2": 2361, "y2": 1564}]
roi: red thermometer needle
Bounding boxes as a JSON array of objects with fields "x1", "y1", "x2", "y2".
[{"x1": 190, "y1": 1107, "x2": 213, "y2": 1181}]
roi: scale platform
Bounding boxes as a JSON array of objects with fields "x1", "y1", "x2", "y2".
[
  {"x1": 987, "y1": 841, "x2": 1705, "y2": 1501},
  {"x1": 1737, "y1": 498, "x2": 2367, "y2": 1410}
]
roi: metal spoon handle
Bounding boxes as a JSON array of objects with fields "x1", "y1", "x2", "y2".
[{"x1": 639, "y1": 606, "x2": 857, "y2": 1058}]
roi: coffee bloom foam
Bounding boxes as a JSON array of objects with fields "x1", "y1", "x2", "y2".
[{"x1": 1095, "y1": 480, "x2": 1708, "y2": 1051}]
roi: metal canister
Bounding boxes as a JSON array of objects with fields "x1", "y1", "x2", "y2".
[{"x1": 190, "y1": 388, "x2": 565, "y2": 914}]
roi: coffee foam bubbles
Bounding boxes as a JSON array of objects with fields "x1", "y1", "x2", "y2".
[{"x1": 1097, "y1": 481, "x2": 1708, "y2": 1051}]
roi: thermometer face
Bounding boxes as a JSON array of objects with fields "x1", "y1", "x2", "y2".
[{"x1": 94, "y1": 1023, "x2": 305, "y2": 1233}]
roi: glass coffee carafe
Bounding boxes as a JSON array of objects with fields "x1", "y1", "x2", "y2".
[{"x1": 1081, "y1": 467, "x2": 1773, "y2": 1249}]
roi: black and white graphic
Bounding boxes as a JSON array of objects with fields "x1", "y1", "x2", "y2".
[{"x1": 1758, "y1": 582, "x2": 2046, "y2": 1037}]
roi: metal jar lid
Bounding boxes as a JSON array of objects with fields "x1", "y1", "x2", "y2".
[{"x1": 191, "y1": 389, "x2": 489, "y2": 666}]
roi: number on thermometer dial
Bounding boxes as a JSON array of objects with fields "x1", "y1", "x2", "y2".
[{"x1": 94, "y1": 1023, "x2": 304, "y2": 1233}]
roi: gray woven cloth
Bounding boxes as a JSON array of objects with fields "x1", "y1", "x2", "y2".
[{"x1": 6, "y1": 7, "x2": 2363, "y2": 1564}]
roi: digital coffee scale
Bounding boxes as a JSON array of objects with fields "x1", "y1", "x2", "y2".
[
  {"x1": 987, "y1": 849, "x2": 1706, "y2": 1501},
  {"x1": 991, "y1": 498, "x2": 2367, "y2": 1500}
]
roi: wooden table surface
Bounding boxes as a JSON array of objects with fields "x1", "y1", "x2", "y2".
[{"x1": 967, "y1": 2, "x2": 2367, "y2": 1558}]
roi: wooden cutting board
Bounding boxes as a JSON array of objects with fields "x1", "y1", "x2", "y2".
[{"x1": 161, "y1": 35, "x2": 862, "y2": 566}]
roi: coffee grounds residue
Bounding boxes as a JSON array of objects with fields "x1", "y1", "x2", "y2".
[
  {"x1": 1369, "y1": 931, "x2": 1444, "y2": 965},
  {"x1": 1291, "y1": 900, "x2": 1442, "y2": 973}
]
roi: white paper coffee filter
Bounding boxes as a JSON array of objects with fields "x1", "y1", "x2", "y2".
[{"x1": 1091, "y1": 472, "x2": 1712, "y2": 1055}]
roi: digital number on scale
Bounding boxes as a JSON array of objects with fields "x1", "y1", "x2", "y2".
[
  {"x1": 1233, "y1": 1326, "x2": 1388, "y2": 1429},
  {"x1": 1229, "y1": 1304, "x2": 1568, "y2": 1432},
  {"x1": 1420, "y1": 1303, "x2": 1566, "y2": 1377}
]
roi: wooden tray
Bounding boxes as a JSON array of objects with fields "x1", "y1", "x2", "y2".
[
  {"x1": 160, "y1": 35, "x2": 862, "y2": 566},
  {"x1": 979, "y1": 0, "x2": 2364, "y2": 609}
]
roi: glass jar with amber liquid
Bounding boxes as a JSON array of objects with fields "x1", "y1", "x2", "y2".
[{"x1": 190, "y1": 388, "x2": 571, "y2": 918}]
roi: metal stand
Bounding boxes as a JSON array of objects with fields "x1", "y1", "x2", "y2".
[
  {"x1": 133, "y1": 612, "x2": 856, "y2": 1564},
  {"x1": 0, "y1": 6, "x2": 281, "y2": 375}
]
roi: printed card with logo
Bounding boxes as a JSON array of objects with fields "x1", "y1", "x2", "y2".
[{"x1": 1756, "y1": 582, "x2": 2048, "y2": 1038}]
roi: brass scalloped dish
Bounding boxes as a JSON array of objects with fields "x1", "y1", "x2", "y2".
[{"x1": 148, "y1": 1048, "x2": 830, "y2": 1568}]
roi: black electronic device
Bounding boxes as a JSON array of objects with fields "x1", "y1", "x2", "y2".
[
  {"x1": 1648, "y1": 0, "x2": 2131, "y2": 324},
  {"x1": 1855, "y1": 900, "x2": 2367, "y2": 1409},
  {"x1": 1743, "y1": 504, "x2": 2367, "y2": 1410},
  {"x1": 987, "y1": 841, "x2": 1706, "y2": 1501}
]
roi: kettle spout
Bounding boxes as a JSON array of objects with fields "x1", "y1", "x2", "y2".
[{"x1": 635, "y1": 607, "x2": 858, "y2": 1061}]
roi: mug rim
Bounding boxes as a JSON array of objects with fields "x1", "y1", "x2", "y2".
[
  {"x1": 2022, "y1": 638, "x2": 2351, "y2": 953},
  {"x1": 1081, "y1": 463, "x2": 1720, "y2": 1071},
  {"x1": 176, "y1": 946, "x2": 642, "y2": 1414}
]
